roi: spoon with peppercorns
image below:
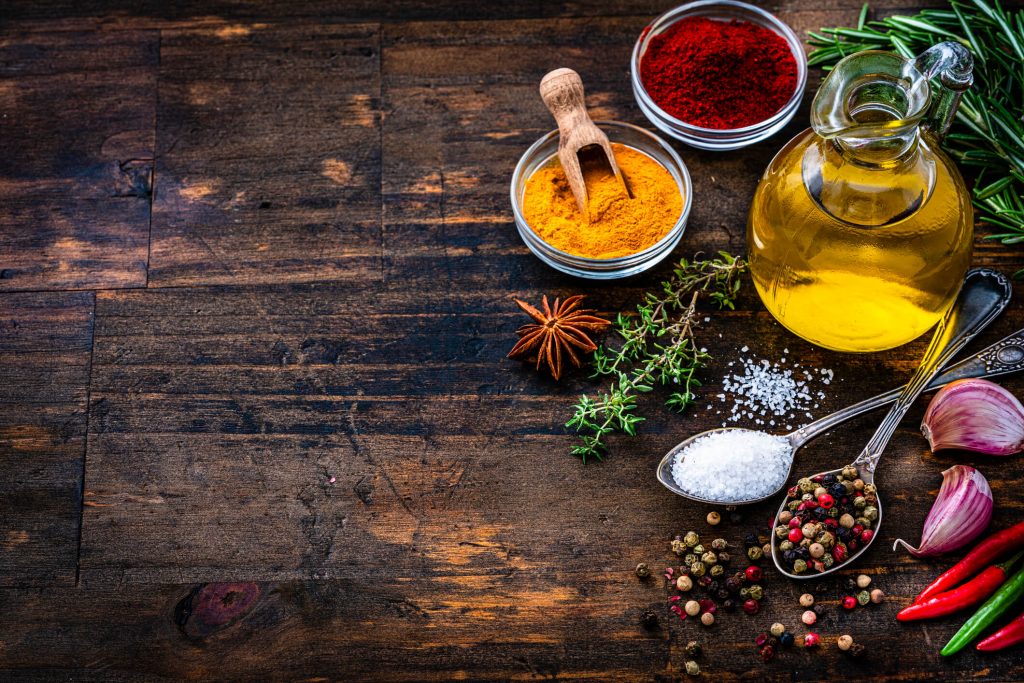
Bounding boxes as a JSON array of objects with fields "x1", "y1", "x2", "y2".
[
  {"x1": 770, "y1": 268, "x2": 1011, "y2": 579},
  {"x1": 658, "y1": 269, "x2": 1015, "y2": 510}
]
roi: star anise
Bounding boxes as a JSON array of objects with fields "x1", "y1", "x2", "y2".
[{"x1": 507, "y1": 295, "x2": 610, "y2": 380}]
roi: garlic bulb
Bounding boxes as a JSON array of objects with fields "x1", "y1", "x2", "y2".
[
  {"x1": 921, "y1": 378, "x2": 1024, "y2": 456},
  {"x1": 893, "y1": 465, "x2": 993, "y2": 557}
]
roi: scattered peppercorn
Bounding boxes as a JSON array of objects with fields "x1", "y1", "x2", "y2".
[
  {"x1": 747, "y1": 546, "x2": 763, "y2": 561},
  {"x1": 812, "y1": 604, "x2": 825, "y2": 618},
  {"x1": 635, "y1": 562, "x2": 651, "y2": 579},
  {"x1": 848, "y1": 642, "x2": 866, "y2": 657},
  {"x1": 742, "y1": 599, "x2": 760, "y2": 615},
  {"x1": 684, "y1": 600, "x2": 701, "y2": 617},
  {"x1": 856, "y1": 574, "x2": 871, "y2": 588},
  {"x1": 760, "y1": 644, "x2": 775, "y2": 662},
  {"x1": 748, "y1": 584, "x2": 764, "y2": 601},
  {"x1": 803, "y1": 632, "x2": 820, "y2": 647},
  {"x1": 842, "y1": 595, "x2": 857, "y2": 610},
  {"x1": 779, "y1": 632, "x2": 795, "y2": 648},
  {"x1": 770, "y1": 622, "x2": 785, "y2": 637},
  {"x1": 837, "y1": 634, "x2": 854, "y2": 651},
  {"x1": 799, "y1": 593, "x2": 815, "y2": 607},
  {"x1": 802, "y1": 610, "x2": 817, "y2": 625},
  {"x1": 677, "y1": 575, "x2": 693, "y2": 592},
  {"x1": 671, "y1": 538, "x2": 687, "y2": 556},
  {"x1": 701, "y1": 612, "x2": 715, "y2": 626},
  {"x1": 711, "y1": 538, "x2": 728, "y2": 551},
  {"x1": 685, "y1": 641, "x2": 702, "y2": 658},
  {"x1": 707, "y1": 511, "x2": 721, "y2": 526},
  {"x1": 856, "y1": 590, "x2": 871, "y2": 606},
  {"x1": 870, "y1": 588, "x2": 885, "y2": 604},
  {"x1": 744, "y1": 566, "x2": 762, "y2": 582},
  {"x1": 640, "y1": 609, "x2": 659, "y2": 630},
  {"x1": 685, "y1": 660, "x2": 700, "y2": 676}
]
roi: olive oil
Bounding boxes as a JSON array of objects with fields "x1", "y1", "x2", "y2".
[
  {"x1": 749, "y1": 129, "x2": 972, "y2": 352},
  {"x1": 747, "y1": 44, "x2": 975, "y2": 353}
]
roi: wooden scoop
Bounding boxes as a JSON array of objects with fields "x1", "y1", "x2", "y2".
[{"x1": 539, "y1": 68, "x2": 628, "y2": 215}]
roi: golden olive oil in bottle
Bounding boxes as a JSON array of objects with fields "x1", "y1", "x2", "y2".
[{"x1": 748, "y1": 44, "x2": 975, "y2": 352}]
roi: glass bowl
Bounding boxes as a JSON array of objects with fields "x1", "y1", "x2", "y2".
[
  {"x1": 510, "y1": 121, "x2": 692, "y2": 280},
  {"x1": 630, "y1": 0, "x2": 808, "y2": 151}
]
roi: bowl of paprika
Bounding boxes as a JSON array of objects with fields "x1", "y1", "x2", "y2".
[
  {"x1": 631, "y1": 0, "x2": 808, "y2": 151},
  {"x1": 510, "y1": 120, "x2": 692, "y2": 279}
]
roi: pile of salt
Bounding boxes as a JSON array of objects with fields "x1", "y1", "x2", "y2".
[{"x1": 671, "y1": 430, "x2": 793, "y2": 503}]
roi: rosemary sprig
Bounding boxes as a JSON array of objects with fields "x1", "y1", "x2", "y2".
[
  {"x1": 566, "y1": 252, "x2": 746, "y2": 462},
  {"x1": 807, "y1": 0, "x2": 1024, "y2": 255}
]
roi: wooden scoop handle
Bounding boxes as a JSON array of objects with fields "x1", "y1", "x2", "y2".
[{"x1": 539, "y1": 68, "x2": 591, "y2": 139}]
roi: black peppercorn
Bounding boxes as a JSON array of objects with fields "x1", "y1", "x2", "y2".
[
  {"x1": 812, "y1": 604, "x2": 826, "y2": 617},
  {"x1": 743, "y1": 532, "x2": 759, "y2": 548},
  {"x1": 716, "y1": 589, "x2": 730, "y2": 601},
  {"x1": 845, "y1": 577, "x2": 858, "y2": 591},
  {"x1": 767, "y1": 636, "x2": 778, "y2": 648},
  {"x1": 722, "y1": 599, "x2": 735, "y2": 611},
  {"x1": 685, "y1": 641, "x2": 702, "y2": 658},
  {"x1": 708, "y1": 580, "x2": 720, "y2": 593},
  {"x1": 823, "y1": 474, "x2": 837, "y2": 486},
  {"x1": 848, "y1": 642, "x2": 866, "y2": 657},
  {"x1": 829, "y1": 482, "x2": 846, "y2": 498},
  {"x1": 640, "y1": 609, "x2": 659, "y2": 630},
  {"x1": 779, "y1": 632, "x2": 795, "y2": 648},
  {"x1": 782, "y1": 549, "x2": 796, "y2": 564}
]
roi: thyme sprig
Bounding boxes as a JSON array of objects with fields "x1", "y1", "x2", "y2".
[
  {"x1": 807, "y1": 1, "x2": 1024, "y2": 257},
  {"x1": 566, "y1": 253, "x2": 746, "y2": 462}
]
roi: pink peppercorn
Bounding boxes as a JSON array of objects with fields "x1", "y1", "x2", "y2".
[
  {"x1": 788, "y1": 528, "x2": 804, "y2": 543},
  {"x1": 760, "y1": 645, "x2": 775, "y2": 662},
  {"x1": 745, "y1": 566, "x2": 763, "y2": 582},
  {"x1": 802, "y1": 610, "x2": 816, "y2": 625},
  {"x1": 861, "y1": 529, "x2": 874, "y2": 543},
  {"x1": 789, "y1": 517, "x2": 802, "y2": 529},
  {"x1": 804, "y1": 632, "x2": 820, "y2": 647},
  {"x1": 699, "y1": 599, "x2": 717, "y2": 614},
  {"x1": 832, "y1": 545, "x2": 847, "y2": 562},
  {"x1": 755, "y1": 632, "x2": 768, "y2": 647},
  {"x1": 818, "y1": 493, "x2": 834, "y2": 509},
  {"x1": 743, "y1": 599, "x2": 761, "y2": 615},
  {"x1": 842, "y1": 595, "x2": 858, "y2": 610}
]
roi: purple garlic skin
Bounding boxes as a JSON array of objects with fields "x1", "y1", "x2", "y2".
[{"x1": 921, "y1": 379, "x2": 1024, "y2": 456}]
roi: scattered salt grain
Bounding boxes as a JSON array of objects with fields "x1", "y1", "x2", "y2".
[
  {"x1": 672, "y1": 430, "x2": 793, "y2": 503},
  {"x1": 716, "y1": 353, "x2": 832, "y2": 429}
]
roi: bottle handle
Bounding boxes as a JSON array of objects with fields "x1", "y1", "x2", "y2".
[{"x1": 914, "y1": 41, "x2": 974, "y2": 140}]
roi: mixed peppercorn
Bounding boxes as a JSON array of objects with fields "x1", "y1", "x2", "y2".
[{"x1": 773, "y1": 465, "x2": 877, "y2": 574}]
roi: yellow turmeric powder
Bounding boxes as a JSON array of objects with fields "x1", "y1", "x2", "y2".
[{"x1": 522, "y1": 143, "x2": 682, "y2": 259}]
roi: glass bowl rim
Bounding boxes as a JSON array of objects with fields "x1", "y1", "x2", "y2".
[
  {"x1": 509, "y1": 120, "x2": 693, "y2": 267},
  {"x1": 630, "y1": 0, "x2": 809, "y2": 136}
]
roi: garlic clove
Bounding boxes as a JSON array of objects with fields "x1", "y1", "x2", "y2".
[
  {"x1": 893, "y1": 465, "x2": 993, "y2": 557},
  {"x1": 921, "y1": 379, "x2": 1024, "y2": 456}
]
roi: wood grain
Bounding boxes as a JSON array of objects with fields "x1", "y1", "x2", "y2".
[
  {"x1": 147, "y1": 24, "x2": 382, "y2": 286},
  {"x1": 0, "y1": 30, "x2": 156, "y2": 291},
  {"x1": 0, "y1": 292, "x2": 93, "y2": 586}
]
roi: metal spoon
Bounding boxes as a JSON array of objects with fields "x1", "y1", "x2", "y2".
[
  {"x1": 657, "y1": 268, "x2": 1013, "y2": 507},
  {"x1": 770, "y1": 268, "x2": 1011, "y2": 578}
]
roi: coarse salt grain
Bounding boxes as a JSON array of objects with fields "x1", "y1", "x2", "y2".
[
  {"x1": 717, "y1": 353, "x2": 831, "y2": 428},
  {"x1": 672, "y1": 430, "x2": 792, "y2": 503}
]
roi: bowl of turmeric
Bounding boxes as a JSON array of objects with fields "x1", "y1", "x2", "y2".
[{"x1": 510, "y1": 120, "x2": 692, "y2": 279}]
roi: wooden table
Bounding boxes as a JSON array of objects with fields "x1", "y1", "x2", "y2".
[{"x1": 2, "y1": 1, "x2": 1024, "y2": 680}]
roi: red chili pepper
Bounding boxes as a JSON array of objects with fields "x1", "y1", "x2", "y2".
[
  {"x1": 976, "y1": 607, "x2": 1024, "y2": 651},
  {"x1": 915, "y1": 521, "x2": 1024, "y2": 604},
  {"x1": 899, "y1": 552, "x2": 1023, "y2": 622}
]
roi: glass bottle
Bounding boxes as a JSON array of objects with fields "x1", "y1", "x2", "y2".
[{"x1": 748, "y1": 42, "x2": 974, "y2": 352}]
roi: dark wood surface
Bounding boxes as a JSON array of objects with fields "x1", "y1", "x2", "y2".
[{"x1": 3, "y1": 1, "x2": 1024, "y2": 680}]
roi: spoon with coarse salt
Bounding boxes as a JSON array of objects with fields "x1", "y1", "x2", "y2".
[
  {"x1": 539, "y1": 68, "x2": 630, "y2": 216},
  {"x1": 656, "y1": 268, "x2": 1013, "y2": 509}
]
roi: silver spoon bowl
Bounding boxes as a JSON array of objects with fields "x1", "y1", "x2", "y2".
[{"x1": 658, "y1": 268, "x2": 1014, "y2": 508}]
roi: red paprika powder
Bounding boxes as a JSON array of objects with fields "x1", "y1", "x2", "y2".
[{"x1": 640, "y1": 16, "x2": 798, "y2": 129}]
